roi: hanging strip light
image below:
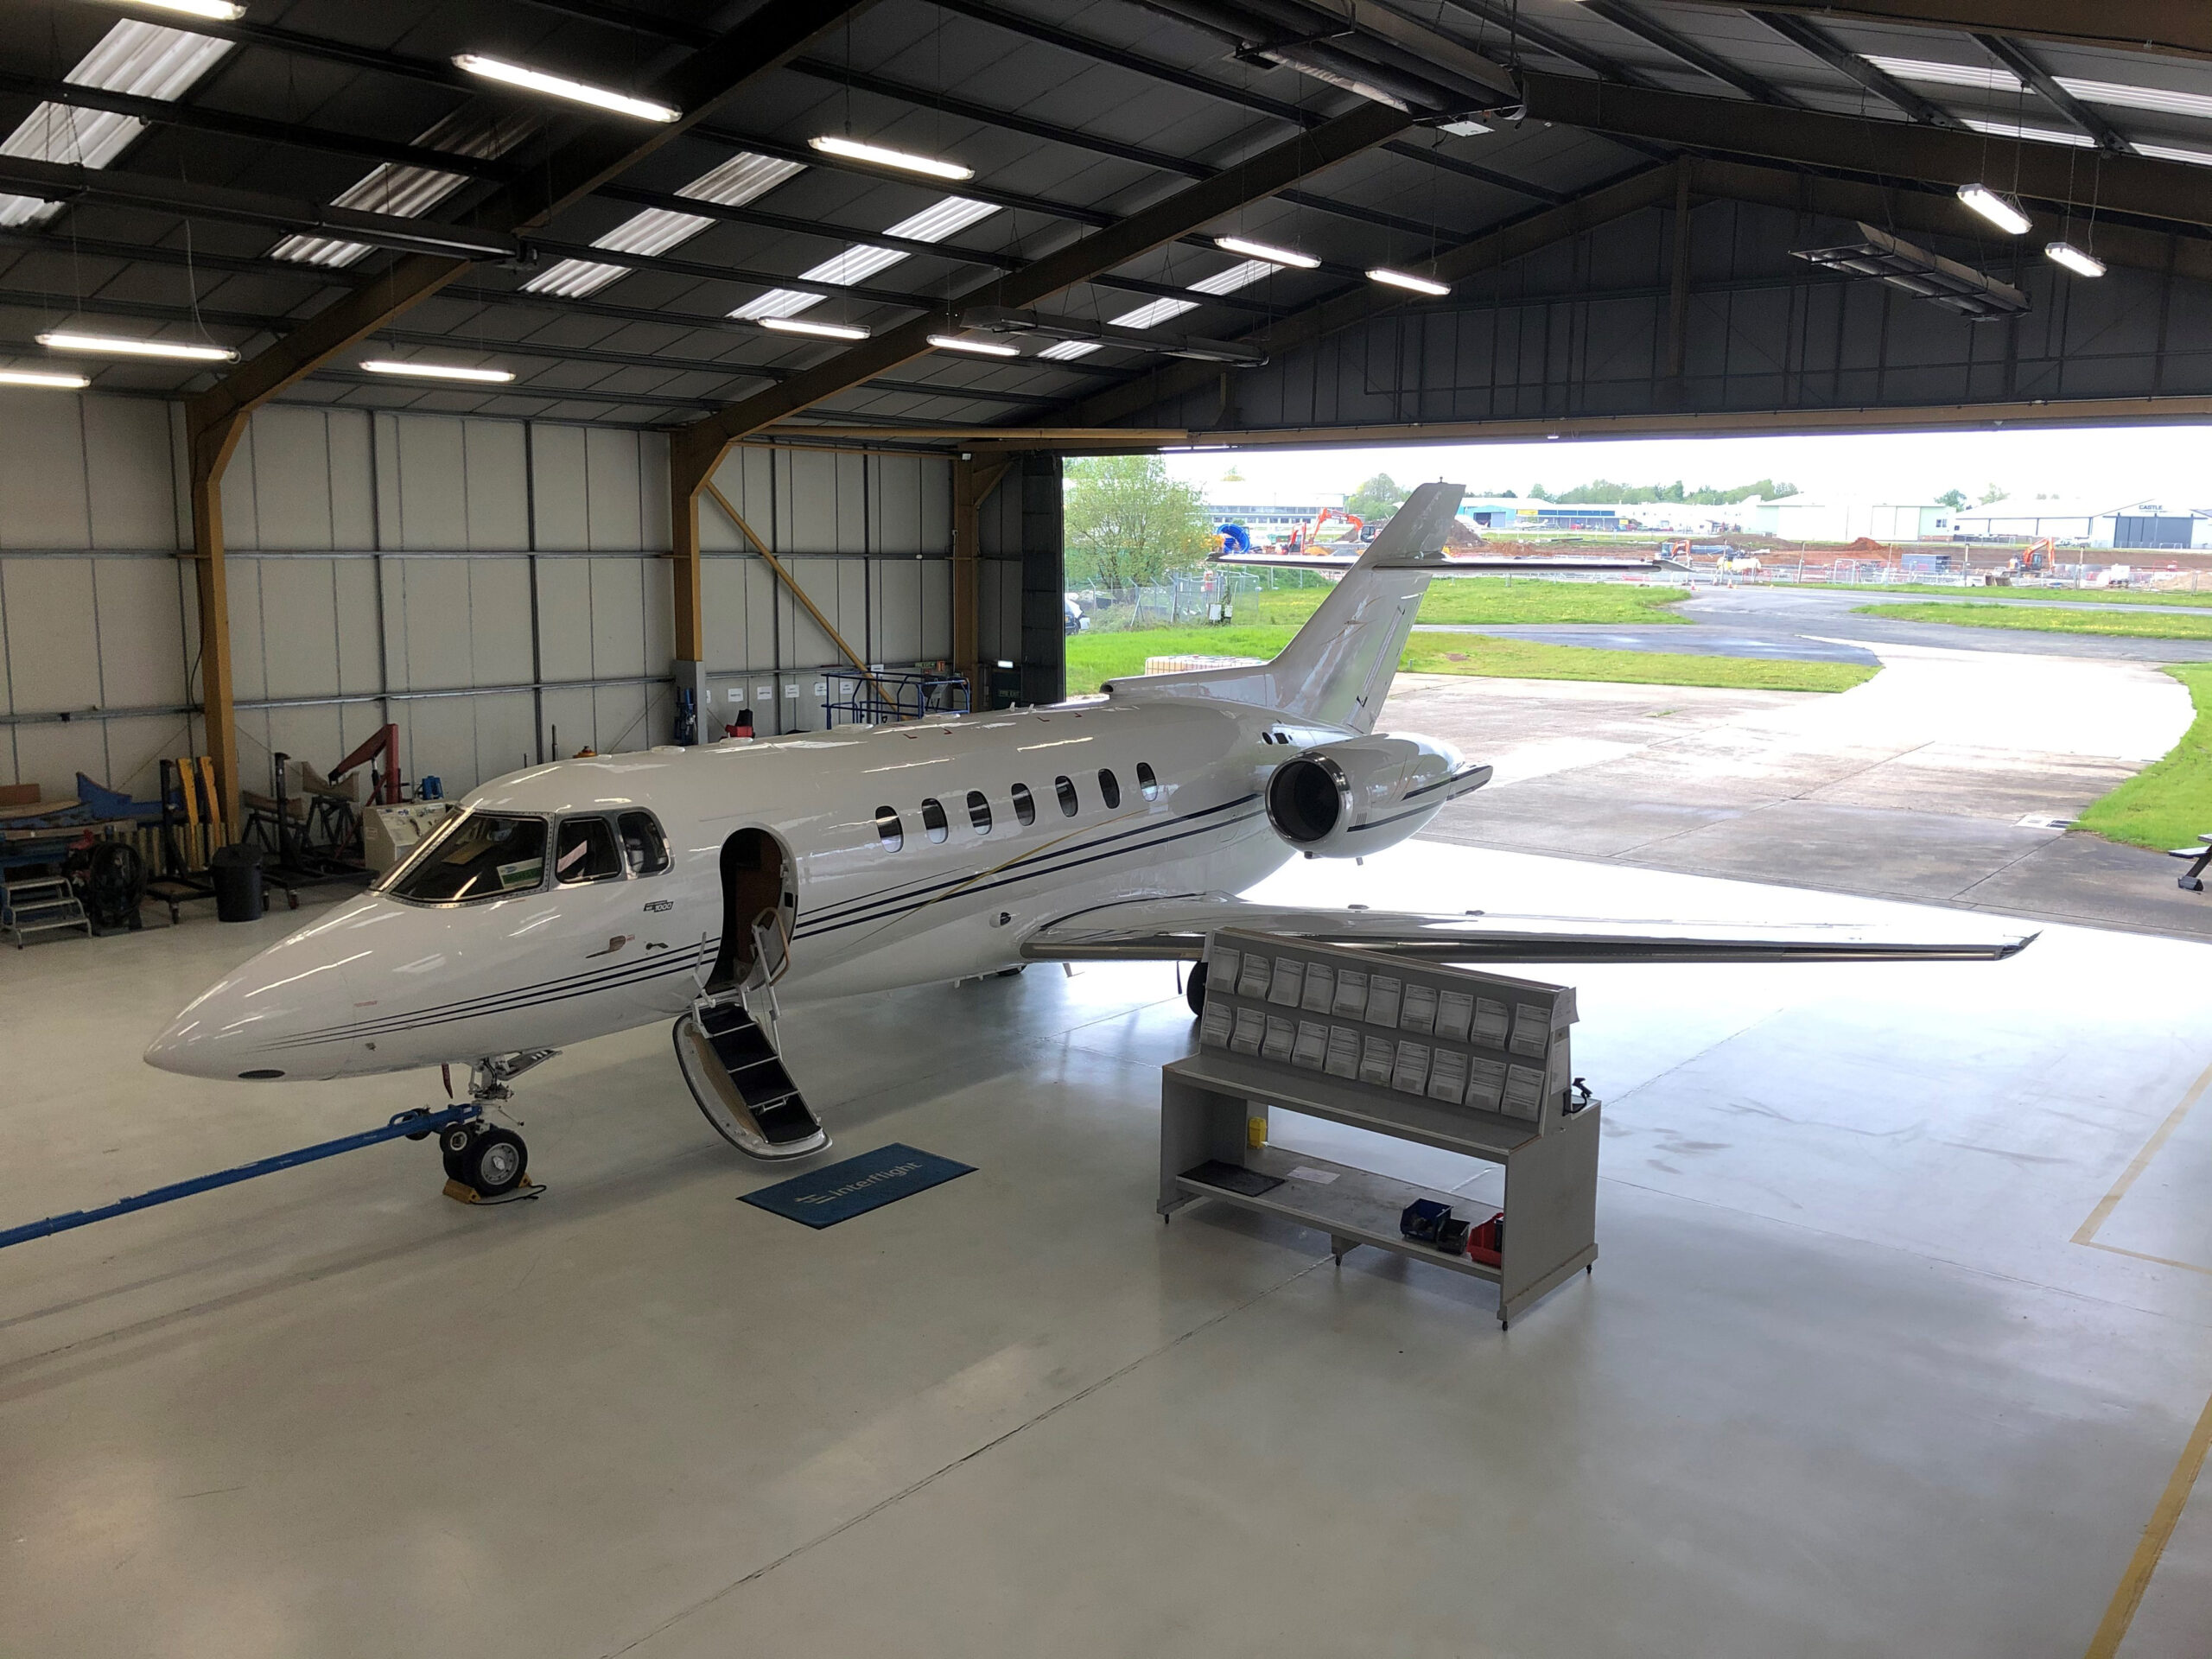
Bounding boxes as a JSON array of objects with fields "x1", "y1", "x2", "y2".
[
  {"x1": 1957, "y1": 184, "x2": 2031, "y2": 236},
  {"x1": 453, "y1": 55, "x2": 678, "y2": 123},
  {"x1": 1368, "y1": 268, "x2": 1451, "y2": 296},
  {"x1": 39, "y1": 331, "x2": 237, "y2": 361},
  {"x1": 2044, "y1": 241, "x2": 2106, "y2": 277},
  {"x1": 359, "y1": 360, "x2": 516, "y2": 383},
  {"x1": 927, "y1": 334, "x2": 1020, "y2": 357},
  {"x1": 0, "y1": 368, "x2": 91, "y2": 388},
  {"x1": 809, "y1": 136, "x2": 971, "y2": 181},
  {"x1": 759, "y1": 317, "x2": 870, "y2": 340},
  {"x1": 1213, "y1": 236, "x2": 1319, "y2": 270}
]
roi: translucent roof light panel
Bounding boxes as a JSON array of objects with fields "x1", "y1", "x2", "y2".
[
  {"x1": 272, "y1": 108, "x2": 538, "y2": 268},
  {"x1": 526, "y1": 152, "x2": 804, "y2": 299},
  {"x1": 731, "y1": 195, "x2": 997, "y2": 322},
  {"x1": 0, "y1": 21, "x2": 232, "y2": 228}
]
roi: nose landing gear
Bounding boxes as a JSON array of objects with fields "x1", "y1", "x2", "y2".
[{"x1": 437, "y1": 1051, "x2": 556, "y2": 1204}]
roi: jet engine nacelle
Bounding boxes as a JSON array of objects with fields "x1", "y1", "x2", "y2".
[{"x1": 1264, "y1": 734, "x2": 1483, "y2": 857}]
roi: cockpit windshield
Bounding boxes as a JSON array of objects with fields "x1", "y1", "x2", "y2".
[{"x1": 383, "y1": 812, "x2": 548, "y2": 903}]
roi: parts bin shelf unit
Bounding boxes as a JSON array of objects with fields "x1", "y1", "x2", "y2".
[{"x1": 1160, "y1": 930, "x2": 1600, "y2": 1328}]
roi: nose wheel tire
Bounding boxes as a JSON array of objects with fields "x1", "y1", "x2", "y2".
[
  {"x1": 1185, "y1": 960, "x2": 1208, "y2": 1017},
  {"x1": 442, "y1": 1125, "x2": 528, "y2": 1198}
]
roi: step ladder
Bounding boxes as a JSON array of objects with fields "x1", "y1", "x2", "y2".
[
  {"x1": 3, "y1": 875, "x2": 91, "y2": 949},
  {"x1": 671, "y1": 910, "x2": 827, "y2": 1160}
]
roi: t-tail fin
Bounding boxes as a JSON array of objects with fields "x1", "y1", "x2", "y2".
[{"x1": 1101, "y1": 481, "x2": 1465, "y2": 732}]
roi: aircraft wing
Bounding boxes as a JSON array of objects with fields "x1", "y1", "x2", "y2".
[
  {"x1": 1209, "y1": 551, "x2": 1682, "y2": 574},
  {"x1": 1022, "y1": 895, "x2": 2035, "y2": 964}
]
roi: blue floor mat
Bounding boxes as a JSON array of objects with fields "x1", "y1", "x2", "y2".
[{"x1": 739, "y1": 1141, "x2": 975, "y2": 1229}]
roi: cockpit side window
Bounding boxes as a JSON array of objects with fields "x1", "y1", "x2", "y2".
[
  {"x1": 556, "y1": 817, "x2": 623, "y2": 884},
  {"x1": 383, "y1": 811, "x2": 546, "y2": 903},
  {"x1": 618, "y1": 810, "x2": 669, "y2": 875}
]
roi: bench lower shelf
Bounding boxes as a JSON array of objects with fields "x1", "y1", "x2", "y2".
[{"x1": 1168, "y1": 1146, "x2": 1597, "y2": 1325}]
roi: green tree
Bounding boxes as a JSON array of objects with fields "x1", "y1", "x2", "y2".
[
  {"x1": 1063, "y1": 455, "x2": 1212, "y2": 590},
  {"x1": 1936, "y1": 488, "x2": 1969, "y2": 511},
  {"x1": 1345, "y1": 473, "x2": 1409, "y2": 522},
  {"x1": 1979, "y1": 482, "x2": 2009, "y2": 505},
  {"x1": 1547, "y1": 477, "x2": 1799, "y2": 505}
]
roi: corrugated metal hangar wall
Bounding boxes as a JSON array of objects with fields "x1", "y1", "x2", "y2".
[{"x1": 0, "y1": 389, "x2": 1058, "y2": 804}]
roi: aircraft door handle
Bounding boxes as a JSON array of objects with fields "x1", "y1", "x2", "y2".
[{"x1": 585, "y1": 934, "x2": 634, "y2": 958}]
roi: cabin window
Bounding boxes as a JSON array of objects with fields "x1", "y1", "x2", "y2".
[
  {"x1": 1137, "y1": 762, "x2": 1159, "y2": 801},
  {"x1": 1054, "y1": 775, "x2": 1079, "y2": 817},
  {"x1": 1011, "y1": 783, "x2": 1036, "y2": 826},
  {"x1": 874, "y1": 805, "x2": 904, "y2": 852},
  {"x1": 618, "y1": 810, "x2": 669, "y2": 875},
  {"x1": 555, "y1": 817, "x2": 623, "y2": 884},
  {"x1": 921, "y1": 797, "x2": 949, "y2": 843},
  {"x1": 383, "y1": 811, "x2": 545, "y2": 903},
  {"x1": 968, "y1": 790, "x2": 993, "y2": 835},
  {"x1": 1097, "y1": 768, "x2": 1122, "y2": 810}
]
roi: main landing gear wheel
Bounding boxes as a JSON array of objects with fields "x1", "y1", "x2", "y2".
[
  {"x1": 442, "y1": 1124, "x2": 528, "y2": 1198},
  {"x1": 1185, "y1": 960, "x2": 1208, "y2": 1017}
]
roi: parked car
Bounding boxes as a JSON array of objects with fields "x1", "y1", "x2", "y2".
[{"x1": 1064, "y1": 595, "x2": 1088, "y2": 635}]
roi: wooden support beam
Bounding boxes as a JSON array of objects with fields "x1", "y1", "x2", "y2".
[
  {"x1": 668, "y1": 99, "x2": 1415, "y2": 474},
  {"x1": 701, "y1": 480, "x2": 901, "y2": 715},
  {"x1": 952, "y1": 458, "x2": 1014, "y2": 708},
  {"x1": 184, "y1": 457, "x2": 238, "y2": 842}
]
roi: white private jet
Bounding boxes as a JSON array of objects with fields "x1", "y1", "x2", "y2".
[{"x1": 145, "y1": 483, "x2": 2031, "y2": 1194}]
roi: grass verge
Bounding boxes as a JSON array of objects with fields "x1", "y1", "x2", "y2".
[
  {"x1": 2075, "y1": 664, "x2": 2212, "y2": 851},
  {"x1": 1235, "y1": 577, "x2": 1688, "y2": 628},
  {"x1": 1854, "y1": 602, "x2": 2212, "y2": 639},
  {"x1": 1065, "y1": 626, "x2": 1877, "y2": 696}
]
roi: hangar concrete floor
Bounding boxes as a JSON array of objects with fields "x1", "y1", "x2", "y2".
[{"x1": 2, "y1": 839, "x2": 2209, "y2": 1657}]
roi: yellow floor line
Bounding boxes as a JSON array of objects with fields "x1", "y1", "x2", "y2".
[
  {"x1": 2079, "y1": 1240, "x2": 2212, "y2": 1281},
  {"x1": 2075, "y1": 1055, "x2": 2212, "y2": 1247},
  {"x1": 2086, "y1": 1388, "x2": 2212, "y2": 1659}
]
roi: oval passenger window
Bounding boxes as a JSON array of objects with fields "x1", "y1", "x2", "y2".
[
  {"x1": 1011, "y1": 783, "x2": 1036, "y2": 826},
  {"x1": 968, "y1": 790, "x2": 993, "y2": 835},
  {"x1": 1136, "y1": 762, "x2": 1159, "y2": 802},
  {"x1": 1054, "y1": 775, "x2": 1079, "y2": 817},
  {"x1": 1097, "y1": 769, "x2": 1121, "y2": 810},
  {"x1": 921, "y1": 798, "x2": 949, "y2": 843},
  {"x1": 874, "y1": 805, "x2": 904, "y2": 851}
]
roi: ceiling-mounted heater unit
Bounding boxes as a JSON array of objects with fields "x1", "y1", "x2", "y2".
[{"x1": 1792, "y1": 223, "x2": 2030, "y2": 321}]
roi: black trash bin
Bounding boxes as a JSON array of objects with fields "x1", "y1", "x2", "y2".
[{"x1": 210, "y1": 842, "x2": 264, "y2": 924}]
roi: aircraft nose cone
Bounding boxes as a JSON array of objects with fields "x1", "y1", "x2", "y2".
[{"x1": 144, "y1": 906, "x2": 383, "y2": 1080}]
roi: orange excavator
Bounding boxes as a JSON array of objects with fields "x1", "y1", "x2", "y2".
[{"x1": 1285, "y1": 505, "x2": 1363, "y2": 552}]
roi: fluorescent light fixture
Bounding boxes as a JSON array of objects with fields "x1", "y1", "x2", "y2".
[
  {"x1": 453, "y1": 54, "x2": 677, "y2": 123},
  {"x1": 0, "y1": 368, "x2": 90, "y2": 388},
  {"x1": 1368, "y1": 267, "x2": 1451, "y2": 296},
  {"x1": 927, "y1": 334, "x2": 1020, "y2": 357},
  {"x1": 359, "y1": 359, "x2": 515, "y2": 383},
  {"x1": 809, "y1": 135, "x2": 971, "y2": 181},
  {"x1": 108, "y1": 0, "x2": 244, "y2": 17},
  {"x1": 2045, "y1": 241, "x2": 2106, "y2": 277},
  {"x1": 1439, "y1": 119, "x2": 1491, "y2": 137},
  {"x1": 759, "y1": 317, "x2": 870, "y2": 340},
  {"x1": 1956, "y1": 184, "x2": 2031, "y2": 236},
  {"x1": 38, "y1": 330, "x2": 236, "y2": 361},
  {"x1": 1214, "y1": 236, "x2": 1319, "y2": 269}
]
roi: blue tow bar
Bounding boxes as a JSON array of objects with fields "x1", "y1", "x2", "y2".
[{"x1": 0, "y1": 1103, "x2": 484, "y2": 1252}]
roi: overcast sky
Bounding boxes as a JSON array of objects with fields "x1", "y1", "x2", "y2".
[{"x1": 1160, "y1": 423, "x2": 2212, "y2": 508}]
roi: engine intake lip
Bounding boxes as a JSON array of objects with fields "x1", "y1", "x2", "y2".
[{"x1": 1267, "y1": 753, "x2": 1351, "y2": 844}]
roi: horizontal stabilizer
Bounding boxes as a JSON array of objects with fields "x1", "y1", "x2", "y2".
[{"x1": 1023, "y1": 895, "x2": 2035, "y2": 965}]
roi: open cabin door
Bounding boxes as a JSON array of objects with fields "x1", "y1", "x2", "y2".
[{"x1": 674, "y1": 827, "x2": 826, "y2": 1160}]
